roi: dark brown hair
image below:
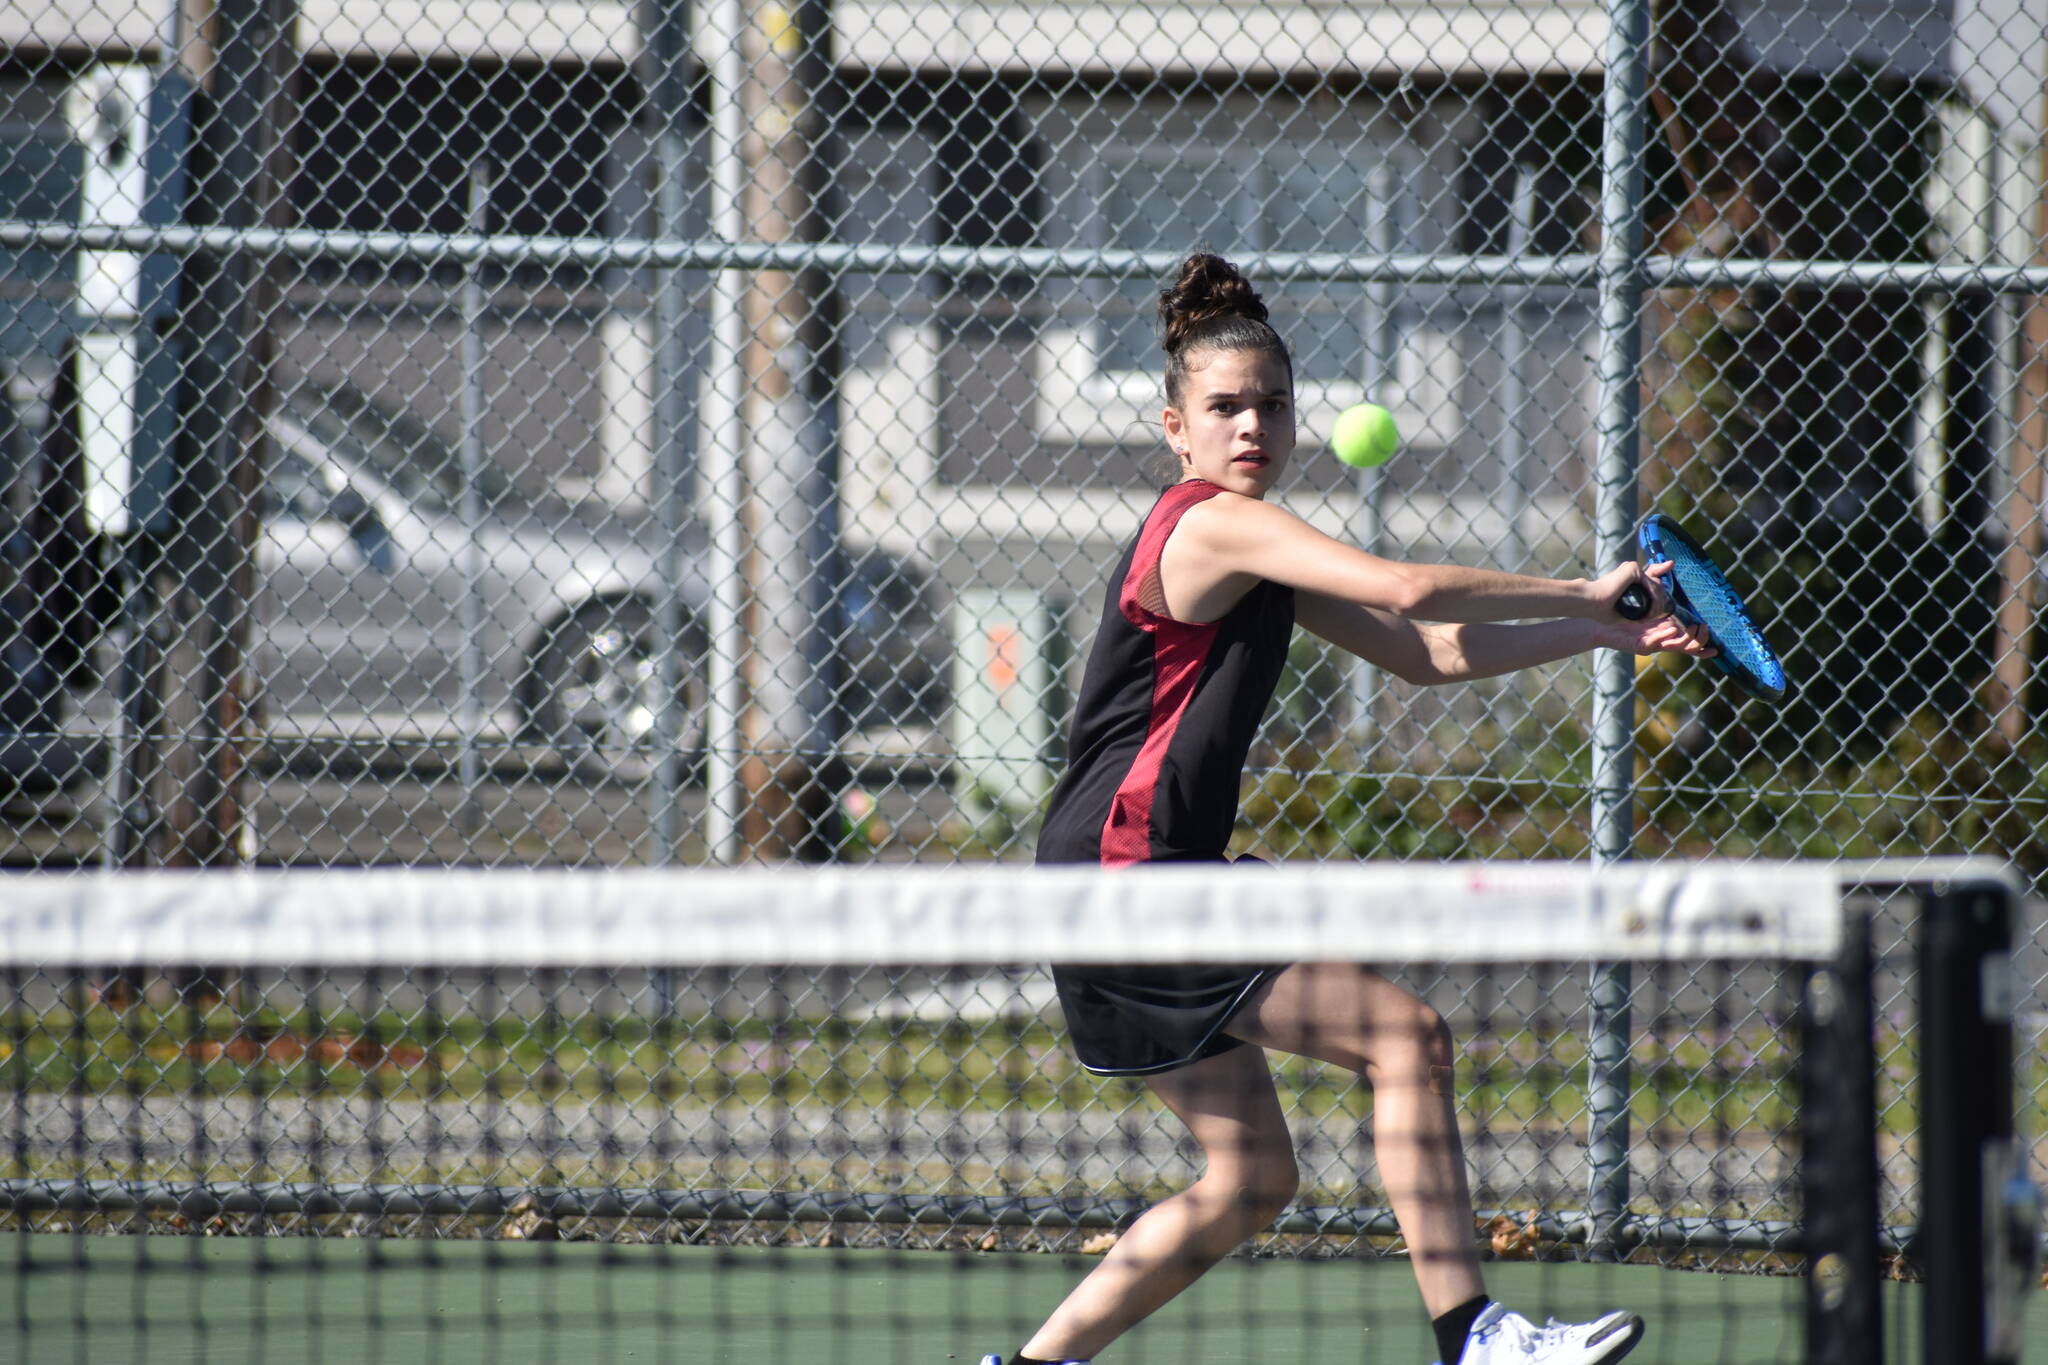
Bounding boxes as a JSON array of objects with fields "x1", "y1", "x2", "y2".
[{"x1": 1157, "y1": 252, "x2": 1293, "y2": 409}]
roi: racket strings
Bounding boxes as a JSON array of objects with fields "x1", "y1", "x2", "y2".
[{"x1": 1648, "y1": 521, "x2": 1787, "y2": 700}]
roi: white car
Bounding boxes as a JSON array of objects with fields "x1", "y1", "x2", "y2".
[{"x1": 252, "y1": 383, "x2": 943, "y2": 769}]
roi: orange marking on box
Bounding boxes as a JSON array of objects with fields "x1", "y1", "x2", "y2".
[{"x1": 986, "y1": 625, "x2": 1021, "y2": 690}]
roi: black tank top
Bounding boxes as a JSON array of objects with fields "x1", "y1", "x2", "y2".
[{"x1": 1037, "y1": 480, "x2": 1295, "y2": 865}]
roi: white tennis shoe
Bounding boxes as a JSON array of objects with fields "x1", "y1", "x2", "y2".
[
  {"x1": 1447, "y1": 1302, "x2": 1644, "y2": 1365},
  {"x1": 976, "y1": 1357, "x2": 1091, "y2": 1365}
]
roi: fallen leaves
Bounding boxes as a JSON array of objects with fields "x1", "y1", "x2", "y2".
[
  {"x1": 1485, "y1": 1212, "x2": 1542, "y2": 1260},
  {"x1": 184, "y1": 1031, "x2": 427, "y2": 1072},
  {"x1": 500, "y1": 1194, "x2": 559, "y2": 1241}
]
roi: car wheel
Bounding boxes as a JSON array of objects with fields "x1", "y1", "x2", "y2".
[{"x1": 524, "y1": 599, "x2": 705, "y2": 779}]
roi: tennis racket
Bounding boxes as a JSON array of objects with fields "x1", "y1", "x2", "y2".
[{"x1": 1614, "y1": 514, "x2": 1787, "y2": 702}]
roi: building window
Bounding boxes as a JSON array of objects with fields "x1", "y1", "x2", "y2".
[{"x1": 1035, "y1": 138, "x2": 1459, "y2": 452}]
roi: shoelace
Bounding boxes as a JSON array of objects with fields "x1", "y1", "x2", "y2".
[{"x1": 1473, "y1": 1312, "x2": 1576, "y2": 1358}]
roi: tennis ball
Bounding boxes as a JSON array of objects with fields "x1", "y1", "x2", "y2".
[{"x1": 1330, "y1": 402, "x2": 1399, "y2": 468}]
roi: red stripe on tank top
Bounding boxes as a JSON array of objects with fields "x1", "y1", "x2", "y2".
[
  {"x1": 1099, "y1": 483, "x2": 1222, "y2": 866},
  {"x1": 1098, "y1": 621, "x2": 1217, "y2": 865}
]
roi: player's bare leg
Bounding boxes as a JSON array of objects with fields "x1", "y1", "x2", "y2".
[
  {"x1": 1016, "y1": 1044, "x2": 1296, "y2": 1361},
  {"x1": 1225, "y1": 962, "x2": 1488, "y2": 1316},
  {"x1": 1228, "y1": 964, "x2": 1641, "y2": 1365}
]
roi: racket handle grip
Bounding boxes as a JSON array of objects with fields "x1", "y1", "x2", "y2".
[{"x1": 1616, "y1": 581, "x2": 1652, "y2": 620}]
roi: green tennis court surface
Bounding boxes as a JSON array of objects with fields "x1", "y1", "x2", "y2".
[{"x1": 9, "y1": 1232, "x2": 2037, "y2": 1364}]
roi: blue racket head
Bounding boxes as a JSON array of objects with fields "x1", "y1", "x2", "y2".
[{"x1": 1637, "y1": 514, "x2": 1788, "y2": 703}]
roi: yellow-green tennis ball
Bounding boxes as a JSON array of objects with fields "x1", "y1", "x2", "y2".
[{"x1": 1331, "y1": 403, "x2": 1399, "y2": 468}]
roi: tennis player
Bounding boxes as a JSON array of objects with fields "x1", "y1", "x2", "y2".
[{"x1": 980, "y1": 253, "x2": 1713, "y2": 1365}]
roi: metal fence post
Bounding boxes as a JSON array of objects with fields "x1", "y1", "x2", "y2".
[
  {"x1": 702, "y1": 0, "x2": 749, "y2": 864},
  {"x1": 640, "y1": 0, "x2": 693, "y2": 866},
  {"x1": 787, "y1": 0, "x2": 847, "y2": 861},
  {"x1": 1348, "y1": 161, "x2": 1397, "y2": 742},
  {"x1": 1500, "y1": 167, "x2": 1535, "y2": 576},
  {"x1": 456, "y1": 163, "x2": 489, "y2": 835},
  {"x1": 1585, "y1": 0, "x2": 1652, "y2": 1262}
]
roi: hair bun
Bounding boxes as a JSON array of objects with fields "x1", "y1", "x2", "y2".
[{"x1": 1158, "y1": 252, "x2": 1269, "y2": 355}]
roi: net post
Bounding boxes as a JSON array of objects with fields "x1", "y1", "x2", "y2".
[
  {"x1": 1802, "y1": 906, "x2": 1882, "y2": 1365},
  {"x1": 1918, "y1": 876, "x2": 2033, "y2": 1365}
]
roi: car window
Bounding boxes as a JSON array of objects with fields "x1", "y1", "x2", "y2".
[{"x1": 282, "y1": 385, "x2": 516, "y2": 512}]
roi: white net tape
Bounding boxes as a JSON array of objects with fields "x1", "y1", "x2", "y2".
[{"x1": 7, "y1": 858, "x2": 2009, "y2": 968}]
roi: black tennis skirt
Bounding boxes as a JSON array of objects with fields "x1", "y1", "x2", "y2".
[
  {"x1": 1051, "y1": 961, "x2": 1281, "y2": 1076},
  {"x1": 1049, "y1": 855, "x2": 1281, "y2": 1077}
]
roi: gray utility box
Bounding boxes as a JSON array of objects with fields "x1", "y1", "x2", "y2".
[{"x1": 947, "y1": 588, "x2": 1070, "y2": 835}]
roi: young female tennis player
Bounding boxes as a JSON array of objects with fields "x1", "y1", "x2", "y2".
[{"x1": 981, "y1": 253, "x2": 1713, "y2": 1365}]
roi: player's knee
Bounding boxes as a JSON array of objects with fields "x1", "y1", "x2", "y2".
[
  {"x1": 1209, "y1": 1142, "x2": 1297, "y2": 1224},
  {"x1": 1365, "y1": 995, "x2": 1454, "y2": 1083},
  {"x1": 1237, "y1": 1160, "x2": 1299, "y2": 1227},
  {"x1": 1378, "y1": 993, "x2": 1450, "y2": 1059}
]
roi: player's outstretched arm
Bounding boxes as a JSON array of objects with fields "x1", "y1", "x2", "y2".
[
  {"x1": 1298, "y1": 589, "x2": 1714, "y2": 685},
  {"x1": 1167, "y1": 493, "x2": 1663, "y2": 623}
]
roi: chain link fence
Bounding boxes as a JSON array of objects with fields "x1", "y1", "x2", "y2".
[
  {"x1": 2, "y1": 0, "x2": 2044, "y2": 1258},
  {"x1": 0, "y1": 951, "x2": 1827, "y2": 1264}
]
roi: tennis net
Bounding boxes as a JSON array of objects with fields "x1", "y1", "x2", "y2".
[{"x1": 0, "y1": 859, "x2": 2030, "y2": 1364}]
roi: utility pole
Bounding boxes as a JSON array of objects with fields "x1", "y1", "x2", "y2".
[
  {"x1": 733, "y1": 0, "x2": 843, "y2": 860},
  {"x1": 151, "y1": 0, "x2": 299, "y2": 865},
  {"x1": 1988, "y1": 66, "x2": 2048, "y2": 746}
]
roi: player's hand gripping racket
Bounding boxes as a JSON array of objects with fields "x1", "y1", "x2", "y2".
[{"x1": 1612, "y1": 513, "x2": 1787, "y2": 702}]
